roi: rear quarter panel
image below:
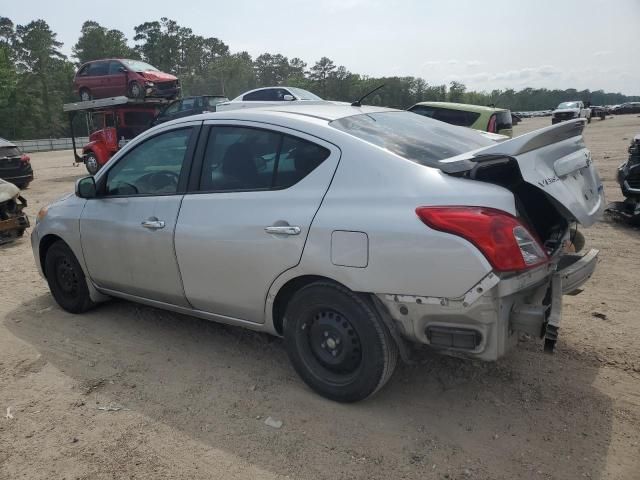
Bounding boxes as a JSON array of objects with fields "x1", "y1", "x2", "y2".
[{"x1": 282, "y1": 133, "x2": 517, "y2": 299}]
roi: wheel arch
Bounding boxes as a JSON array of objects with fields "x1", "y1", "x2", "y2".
[
  {"x1": 39, "y1": 233, "x2": 65, "y2": 278},
  {"x1": 270, "y1": 274, "x2": 347, "y2": 335}
]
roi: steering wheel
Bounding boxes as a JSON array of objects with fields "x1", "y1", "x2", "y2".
[{"x1": 138, "y1": 170, "x2": 180, "y2": 192}]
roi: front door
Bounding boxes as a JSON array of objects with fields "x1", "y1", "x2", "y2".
[
  {"x1": 175, "y1": 122, "x2": 340, "y2": 323},
  {"x1": 105, "y1": 61, "x2": 128, "y2": 97},
  {"x1": 80, "y1": 124, "x2": 199, "y2": 306}
]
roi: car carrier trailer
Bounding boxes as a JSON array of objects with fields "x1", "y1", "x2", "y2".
[{"x1": 63, "y1": 96, "x2": 169, "y2": 175}]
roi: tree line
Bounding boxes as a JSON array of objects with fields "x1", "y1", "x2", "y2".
[{"x1": 0, "y1": 16, "x2": 637, "y2": 140}]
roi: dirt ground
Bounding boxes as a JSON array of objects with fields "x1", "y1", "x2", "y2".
[{"x1": 1, "y1": 116, "x2": 639, "y2": 480}]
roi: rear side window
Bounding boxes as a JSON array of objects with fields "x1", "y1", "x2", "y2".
[
  {"x1": 330, "y1": 111, "x2": 493, "y2": 167},
  {"x1": 199, "y1": 127, "x2": 329, "y2": 192},
  {"x1": 88, "y1": 62, "x2": 108, "y2": 76}
]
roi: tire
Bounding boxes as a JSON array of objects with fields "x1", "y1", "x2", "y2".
[
  {"x1": 44, "y1": 240, "x2": 94, "y2": 314},
  {"x1": 283, "y1": 282, "x2": 398, "y2": 402},
  {"x1": 85, "y1": 152, "x2": 99, "y2": 175},
  {"x1": 128, "y1": 81, "x2": 144, "y2": 99},
  {"x1": 79, "y1": 88, "x2": 91, "y2": 101}
]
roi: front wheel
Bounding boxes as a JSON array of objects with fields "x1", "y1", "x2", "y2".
[
  {"x1": 44, "y1": 241, "x2": 94, "y2": 314},
  {"x1": 85, "y1": 152, "x2": 100, "y2": 175},
  {"x1": 128, "y1": 81, "x2": 144, "y2": 99},
  {"x1": 283, "y1": 282, "x2": 398, "y2": 402}
]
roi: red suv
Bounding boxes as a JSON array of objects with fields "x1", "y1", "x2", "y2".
[{"x1": 73, "y1": 59, "x2": 180, "y2": 101}]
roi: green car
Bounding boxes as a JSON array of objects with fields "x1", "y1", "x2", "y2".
[{"x1": 408, "y1": 102, "x2": 513, "y2": 137}]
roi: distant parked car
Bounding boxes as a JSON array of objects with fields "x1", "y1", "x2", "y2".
[
  {"x1": 216, "y1": 86, "x2": 332, "y2": 111},
  {"x1": 73, "y1": 59, "x2": 180, "y2": 101},
  {"x1": 0, "y1": 138, "x2": 33, "y2": 189},
  {"x1": 408, "y1": 102, "x2": 513, "y2": 137},
  {"x1": 151, "y1": 95, "x2": 229, "y2": 126},
  {"x1": 551, "y1": 101, "x2": 591, "y2": 124},
  {"x1": 33, "y1": 104, "x2": 603, "y2": 402},
  {"x1": 612, "y1": 102, "x2": 640, "y2": 115}
]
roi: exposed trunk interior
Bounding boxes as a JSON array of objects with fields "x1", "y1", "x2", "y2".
[{"x1": 455, "y1": 158, "x2": 569, "y2": 255}]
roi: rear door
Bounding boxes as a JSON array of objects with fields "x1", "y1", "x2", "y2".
[
  {"x1": 87, "y1": 61, "x2": 109, "y2": 97},
  {"x1": 174, "y1": 121, "x2": 340, "y2": 323}
]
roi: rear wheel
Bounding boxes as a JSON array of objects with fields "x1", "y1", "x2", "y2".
[
  {"x1": 128, "y1": 81, "x2": 144, "y2": 99},
  {"x1": 85, "y1": 152, "x2": 99, "y2": 175},
  {"x1": 44, "y1": 241, "x2": 94, "y2": 314},
  {"x1": 283, "y1": 282, "x2": 398, "y2": 402},
  {"x1": 79, "y1": 88, "x2": 91, "y2": 101}
]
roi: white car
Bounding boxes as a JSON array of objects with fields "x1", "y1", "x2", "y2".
[
  {"x1": 216, "y1": 86, "x2": 337, "y2": 111},
  {"x1": 552, "y1": 101, "x2": 592, "y2": 124},
  {"x1": 31, "y1": 105, "x2": 604, "y2": 402}
]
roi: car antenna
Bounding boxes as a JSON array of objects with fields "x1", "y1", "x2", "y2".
[{"x1": 351, "y1": 84, "x2": 385, "y2": 107}]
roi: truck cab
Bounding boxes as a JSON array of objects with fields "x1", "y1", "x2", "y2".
[{"x1": 551, "y1": 101, "x2": 592, "y2": 124}]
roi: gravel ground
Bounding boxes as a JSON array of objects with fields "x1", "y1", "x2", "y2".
[{"x1": 1, "y1": 115, "x2": 639, "y2": 480}]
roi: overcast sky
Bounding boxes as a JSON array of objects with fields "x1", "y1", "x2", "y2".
[{"x1": 5, "y1": 0, "x2": 640, "y2": 94}]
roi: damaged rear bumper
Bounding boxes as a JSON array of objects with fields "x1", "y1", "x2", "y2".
[{"x1": 376, "y1": 248, "x2": 599, "y2": 361}]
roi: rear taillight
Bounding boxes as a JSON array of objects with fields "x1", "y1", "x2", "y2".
[
  {"x1": 487, "y1": 114, "x2": 497, "y2": 133},
  {"x1": 20, "y1": 154, "x2": 30, "y2": 163},
  {"x1": 415, "y1": 206, "x2": 548, "y2": 272}
]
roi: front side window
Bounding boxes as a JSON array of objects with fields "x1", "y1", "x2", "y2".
[
  {"x1": 243, "y1": 89, "x2": 272, "y2": 101},
  {"x1": 199, "y1": 127, "x2": 330, "y2": 192},
  {"x1": 108, "y1": 61, "x2": 124, "y2": 75},
  {"x1": 88, "y1": 61, "x2": 108, "y2": 76},
  {"x1": 105, "y1": 128, "x2": 192, "y2": 196},
  {"x1": 163, "y1": 101, "x2": 181, "y2": 115}
]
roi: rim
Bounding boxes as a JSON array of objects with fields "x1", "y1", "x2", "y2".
[
  {"x1": 304, "y1": 309, "x2": 362, "y2": 375},
  {"x1": 130, "y1": 83, "x2": 141, "y2": 97},
  {"x1": 54, "y1": 256, "x2": 79, "y2": 296},
  {"x1": 80, "y1": 90, "x2": 90, "y2": 101},
  {"x1": 86, "y1": 155, "x2": 98, "y2": 173}
]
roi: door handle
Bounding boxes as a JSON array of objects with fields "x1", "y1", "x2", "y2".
[
  {"x1": 141, "y1": 218, "x2": 165, "y2": 230},
  {"x1": 265, "y1": 225, "x2": 301, "y2": 235}
]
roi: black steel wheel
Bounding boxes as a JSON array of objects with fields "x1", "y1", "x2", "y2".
[
  {"x1": 44, "y1": 240, "x2": 94, "y2": 313},
  {"x1": 284, "y1": 282, "x2": 398, "y2": 402}
]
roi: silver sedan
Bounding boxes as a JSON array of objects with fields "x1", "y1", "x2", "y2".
[{"x1": 32, "y1": 105, "x2": 604, "y2": 402}]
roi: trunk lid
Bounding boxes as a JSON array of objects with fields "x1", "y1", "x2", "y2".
[{"x1": 438, "y1": 119, "x2": 605, "y2": 227}]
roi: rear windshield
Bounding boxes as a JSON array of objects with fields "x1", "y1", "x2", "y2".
[
  {"x1": 495, "y1": 110, "x2": 512, "y2": 130},
  {"x1": 410, "y1": 105, "x2": 480, "y2": 127},
  {"x1": 0, "y1": 146, "x2": 21, "y2": 157},
  {"x1": 330, "y1": 111, "x2": 493, "y2": 167},
  {"x1": 288, "y1": 87, "x2": 322, "y2": 100}
]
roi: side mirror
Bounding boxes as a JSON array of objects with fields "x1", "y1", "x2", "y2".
[
  {"x1": 76, "y1": 176, "x2": 97, "y2": 199},
  {"x1": 118, "y1": 66, "x2": 127, "y2": 73},
  {"x1": 283, "y1": 94, "x2": 295, "y2": 101}
]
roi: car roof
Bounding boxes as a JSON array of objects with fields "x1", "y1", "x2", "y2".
[
  {"x1": 215, "y1": 103, "x2": 397, "y2": 121},
  {"x1": 413, "y1": 101, "x2": 508, "y2": 113}
]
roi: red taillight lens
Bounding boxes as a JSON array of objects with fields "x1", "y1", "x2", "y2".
[
  {"x1": 20, "y1": 154, "x2": 30, "y2": 163},
  {"x1": 415, "y1": 206, "x2": 548, "y2": 272},
  {"x1": 487, "y1": 114, "x2": 497, "y2": 133}
]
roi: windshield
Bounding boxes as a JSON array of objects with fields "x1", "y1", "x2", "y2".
[
  {"x1": 557, "y1": 102, "x2": 579, "y2": 109},
  {"x1": 288, "y1": 87, "x2": 322, "y2": 100},
  {"x1": 121, "y1": 59, "x2": 159, "y2": 72},
  {"x1": 330, "y1": 111, "x2": 493, "y2": 167}
]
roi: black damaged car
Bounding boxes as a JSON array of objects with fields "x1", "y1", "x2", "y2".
[{"x1": 0, "y1": 138, "x2": 33, "y2": 189}]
